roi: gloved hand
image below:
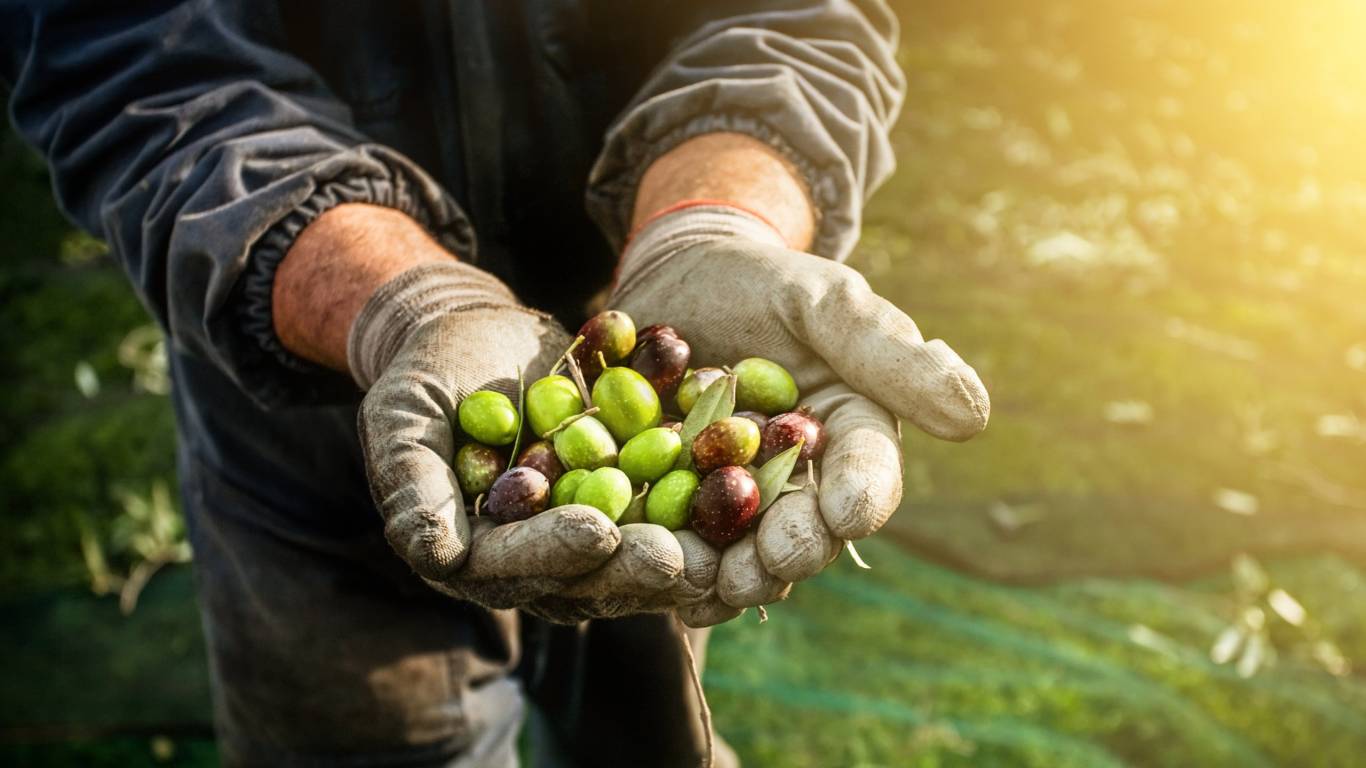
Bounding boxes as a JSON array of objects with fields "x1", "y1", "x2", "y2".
[
  {"x1": 354, "y1": 261, "x2": 698, "y2": 622},
  {"x1": 610, "y1": 205, "x2": 990, "y2": 626}
]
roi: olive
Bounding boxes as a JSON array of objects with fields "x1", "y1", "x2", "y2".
[
  {"x1": 630, "y1": 328, "x2": 691, "y2": 400},
  {"x1": 552, "y1": 415, "x2": 618, "y2": 470},
  {"x1": 485, "y1": 467, "x2": 550, "y2": 524},
  {"x1": 691, "y1": 416, "x2": 761, "y2": 474},
  {"x1": 592, "y1": 366, "x2": 662, "y2": 443},
  {"x1": 515, "y1": 440, "x2": 565, "y2": 485},
  {"x1": 646, "y1": 469, "x2": 700, "y2": 531},
  {"x1": 573, "y1": 467, "x2": 633, "y2": 523},
  {"x1": 453, "y1": 443, "x2": 506, "y2": 497},
  {"x1": 675, "y1": 367, "x2": 726, "y2": 415},
  {"x1": 732, "y1": 358, "x2": 799, "y2": 416},
  {"x1": 526, "y1": 375, "x2": 584, "y2": 437},
  {"x1": 636, "y1": 323, "x2": 680, "y2": 346},
  {"x1": 573, "y1": 310, "x2": 636, "y2": 381},
  {"x1": 551, "y1": 468, "x2": 591, "y2": 507},
  {"x1": 690, "y1": 466, "x2": 760, "y2": 546},
  {"x1": 618, "y1": 427, "x2": 683, "y2": 485},
  {"x1": 733, "y1": 410, "x2": 770, "y2": 433},
  {"x1": 757, "y1": 409, "x2": 828, "y2": 465},
  {"x1": 457, "y1": 390, "x2": 520, "y2": 446}
]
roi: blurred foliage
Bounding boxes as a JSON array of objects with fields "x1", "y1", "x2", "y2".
[{"x1": 2, "y1": 0, "x2": 1365, "y2": 765}]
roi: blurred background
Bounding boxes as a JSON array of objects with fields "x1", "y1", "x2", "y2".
[{"x1": 3, "y1": 0, "x2": 1365, "y2": 765}]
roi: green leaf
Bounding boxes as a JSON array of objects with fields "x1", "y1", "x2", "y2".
[
  {"x1": 754, "y1": 440, "x2": 804, "y2": 513},
  {"x1": 509, "y1": 367, "x2": 527, "y2": 461},
  {"x1": 676, "y1": 374, "x2": 736, "y2": 469}
]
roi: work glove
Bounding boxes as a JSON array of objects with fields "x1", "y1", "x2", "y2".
[
  {"x1": 610, "y1": 205, "x2": 990, "y2": 626},
  {"x1": 353, "y1": 261, "x2": 696, "y2": 622}
]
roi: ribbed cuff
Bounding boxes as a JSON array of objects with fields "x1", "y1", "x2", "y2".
[
  {"x1": 613, "y1": 205, "x2": 789, "y2": 301},
  {"x1": 234, "y1": 144, "x2": 475, "y2": 408}
]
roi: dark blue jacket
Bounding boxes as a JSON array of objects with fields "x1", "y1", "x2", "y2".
[{"x1": 2, "y1": 0, "x2": 903, "y2": 543}]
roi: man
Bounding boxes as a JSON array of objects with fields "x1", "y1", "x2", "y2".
[{"x1": 3, "y1": 1, "x2": 988, "y2": 765}]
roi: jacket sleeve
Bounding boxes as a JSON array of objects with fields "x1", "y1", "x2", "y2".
[
  {"x1": 586, "y1": 0, "x2": 905, "y2": 261},
  {"x1": 1, "y1": 0, "x2": 474, "y2": 408}
]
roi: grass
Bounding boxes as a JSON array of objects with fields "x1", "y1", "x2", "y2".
[{"x1": 3, "y1": 0, "x2": 1365, "y2": 765}]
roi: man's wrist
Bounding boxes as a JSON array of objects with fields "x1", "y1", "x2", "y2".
[
  {"x1": 272, "y1": 203, "x2": 458, "y2": 372},
  {"x1": 631, "y1": 132, "x2": 817, "y2": 252}
]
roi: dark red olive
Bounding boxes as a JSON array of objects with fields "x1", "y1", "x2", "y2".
[
  {"x1": 485, "y1": 467, "x2": 550, "y2": 524},
  {"x1": 516, "y1": 440, "x2": 565, "y2": 486},
  {"x1": 636, "y1": 324, "x2": 680, "y2": 345},
  {"x1": 572, "y1": 310, "x2": 636, "y2": 381},
  {"x1": 757, "y1": 409, "x2": 827, "y2": 465},
  {"x1": 690, "y1": 466, "x2": 761, "y2": 546},
  {"x1": 630, "y1": 331, "x2": 691, "y2": 401}
]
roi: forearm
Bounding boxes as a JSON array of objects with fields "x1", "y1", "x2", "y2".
[
  {"x1": 631, "y1": 133, "x2": 816, "y2": 252},
  {"x1": 273, "y1": 203, "x2": 458, "y2": 372}
]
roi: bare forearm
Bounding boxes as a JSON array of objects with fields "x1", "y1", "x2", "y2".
[
  {"x1": 631, "y1": 132, "x2": 816, "y2": 251},
  {"x1": 273, "y1": 203, "x2": 457, "y2": 371}
]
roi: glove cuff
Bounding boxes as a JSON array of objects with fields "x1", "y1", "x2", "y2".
[
  {"x1": 614, "y1": 204, "x2": 789, "y2": 300},
  {"x1": 347, "y1": 261, "x2": 526, "y2": 389}
]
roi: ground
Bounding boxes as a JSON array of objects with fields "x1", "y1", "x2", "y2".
[{"x1": 2, "y1": 1, "x2": 1364, "y2": 765}]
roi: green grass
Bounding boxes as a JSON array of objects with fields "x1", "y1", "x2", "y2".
[{"x1": 3, "y1": 0, "x2": 1365, "y2": 765}]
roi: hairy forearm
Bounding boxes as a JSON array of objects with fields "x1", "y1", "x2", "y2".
[
  {"x1": 273, "y1": 203, "x2": 457, "y2": 371},
  {"x1": 631, "y1": 132, "x2": 816, "y2": 251}
]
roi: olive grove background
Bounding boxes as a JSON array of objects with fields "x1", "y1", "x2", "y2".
[{"x1": 3, "y1": 1, "x2": 1365, "y2": 765}]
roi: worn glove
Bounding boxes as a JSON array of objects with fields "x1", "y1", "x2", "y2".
[
  {"x1": 611, "y1": 206, "x2": 990, "y2": 626},
  {"x1": 354, "y1": 261, "x2": 691, "y2": 622}
]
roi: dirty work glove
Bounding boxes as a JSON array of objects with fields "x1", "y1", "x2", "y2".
[
  {"x1": 353, "y1": 261, "x2": 687, "y2": 622},
  {"x1": 611, "y1": 206, "x2": 991, "y2": 626}
]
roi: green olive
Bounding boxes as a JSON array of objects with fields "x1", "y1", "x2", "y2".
[
  {"x1": 573, "y1": 467, "x2": 633, "y2": 523},
  {"x1": 550, "y1": 468, "x2": 591, "y2": 507},
  {"x1": 675, "y1": 367, "x2": 726, "y2": 415},
  {"x1": 591, "y1": 366, "x2": 662, "y2": 443},
  {"x1": 732, "y1": 358, "x2": 799, "y2": 416},
  {"x1": 645, "y1": 469, "x2": 700, "y2": 531},
  {"x1": 457, "y1": 390, "x2": 520, "y2": 446},
  {"x1": 617, "y1": 427, "x2": 683, "y2": 485},
  {"x1": 526, "y1": 375, "x2": 584, "y2": 437},
  {"x1": 552, "y1": 415, "x2": 618, "y2": 470},
  {"x1": 453, "y1": 443, "x2": 506, "y2": 497}
]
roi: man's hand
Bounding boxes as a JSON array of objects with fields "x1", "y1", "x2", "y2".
[
  {"x1": 274, "y1": 204, "x2": 703, "y2": 622},
  {"x1": 618, "y1": 135, "x2": 990, "y2": 625}
]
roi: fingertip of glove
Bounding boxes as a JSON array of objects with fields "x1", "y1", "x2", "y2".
[
  {"x1": 915, "y1": 341, "x2": 991, "y2": 442},
  {"x1": 547, "y1": 505, "x2": 624, "y2": 556}
]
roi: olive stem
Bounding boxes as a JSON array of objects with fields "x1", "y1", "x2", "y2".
[
  {"x1": 543, "y1": 406, "x2": 601, "y2": 438},
  {"x1": 551, "y1": 335, "x2": 585, "y2": 377},
  {"x1": 473, "y1": 493, "x2": 485, "y2": 517},
  {"x1": 844, "y1": 540, "x2": 871, "y2": 570},
  {"x1": 563, "y1": 346, "x2": 594, "y2": 410},
  {"x1": 756, "y1": 605, "x2": 769, "y2": 623},
  {"x1": 596, "y1": 350, "x2": 609, "y2": 373},
  {"x1": 508, "y1": 367, "x2": 526, "y2": 461},
  {"x1": 806, "y1": 459, "x2": 819, "y2": 492}
]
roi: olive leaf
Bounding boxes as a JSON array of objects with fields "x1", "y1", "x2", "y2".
[
  {"x1": 754, "y1": 439, "x2": 804, "y2": 513},
  {"x1": 676, "y1": 374, "x2": 736, "y2": 469},
  {"x1": 508, "y1": 367, "x2": 527, "y2": 461}
]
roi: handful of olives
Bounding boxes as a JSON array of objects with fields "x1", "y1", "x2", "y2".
[{"x1": 451, "y1": 310, "x2": 827, "y2": 551}]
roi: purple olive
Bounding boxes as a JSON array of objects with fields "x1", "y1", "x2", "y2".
[
  {"x1": 485, "y1": 467, "x2": 550, "y2": 524},
  {"x1": 757, "y1": 409, "x2": 827, "y2": 465},
  {"x1": 690, "y1": 466, "x2": 761, "y2": 546},
  {"x1": 516, "y1": 440, "x2": 565, "y2": 486},
  {"x1": 630, "y1": 330, "x2": 691, "y2": 401}
]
